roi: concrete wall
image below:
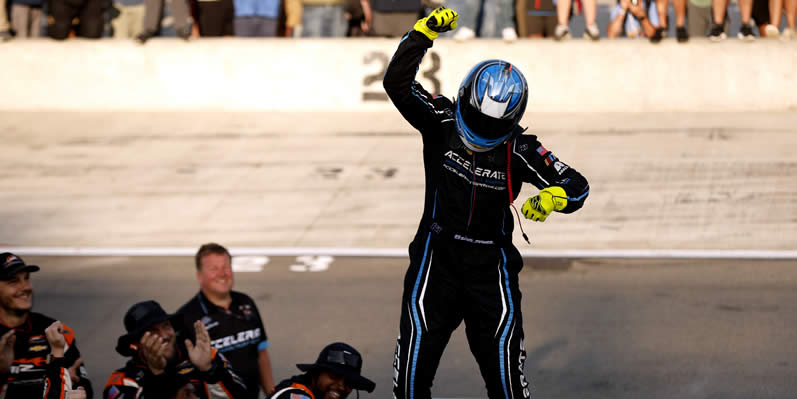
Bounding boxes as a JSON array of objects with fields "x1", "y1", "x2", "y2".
[{"x1": 2, "y1": 38, "x2": 796, "y2": 112}]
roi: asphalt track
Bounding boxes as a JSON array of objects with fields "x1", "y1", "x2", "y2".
[
  {"x1": 4, "y1": 111, "x2": 797, "y2": 251},
  {"x1": 24, "y1": 255, "x2": 797, "y2": 399}
]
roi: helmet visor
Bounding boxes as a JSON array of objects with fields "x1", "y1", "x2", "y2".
[
  {"x1": 459, "y1": 99, "x2": 517, "y2": 140},
  {"x1": 456, "y1": 102, "x2": 515, "y2": 151}
]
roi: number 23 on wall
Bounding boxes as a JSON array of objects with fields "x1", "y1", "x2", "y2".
[{"x1": 362, "y1": 50, "x2": 441, "y2": 102}]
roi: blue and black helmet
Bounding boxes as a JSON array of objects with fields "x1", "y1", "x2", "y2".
[{"x1": 455, "y1": 59, "x2": 528, "y2": 152}]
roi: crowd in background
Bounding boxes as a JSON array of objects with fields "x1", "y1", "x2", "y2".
[{"x1": 0, "y1": 0, "x2": 795, "y2": 42}]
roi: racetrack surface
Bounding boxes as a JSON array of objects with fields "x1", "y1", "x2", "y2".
[
  {"x1": 3, "y1": 111, "x2": 797, "y2": 251},
  {"x1": 25, "y1": 255, "x2": 797, "y2": 399}
]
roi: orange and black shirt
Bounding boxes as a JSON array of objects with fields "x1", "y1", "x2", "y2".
[
  {"x1": 103, "y1": 347, "x2": 248, "y2": 399},
  {"x1": 269, "y1": 374, "x2": 315, "y2": 399},
  {"x1": 0, "y1": 312, "x2": 93, "y2": 398}
]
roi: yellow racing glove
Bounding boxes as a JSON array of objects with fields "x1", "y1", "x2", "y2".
[
  {"x1": 414, "y1": 7, "x2": 459, "y2": 40},
  {"x1": 522, "y1": 186, "x2": 569, "y2": 222}
]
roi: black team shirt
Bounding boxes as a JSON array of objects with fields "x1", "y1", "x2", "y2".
[{"x1": 178, "y1": 291, "x2": 269, "y2": 399}]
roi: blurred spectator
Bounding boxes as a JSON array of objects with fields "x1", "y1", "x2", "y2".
[
  {"x1": 447, "y1": 0, "x2": 518, "y2": 40},
  {"x1": 104, "y1": 300, "x2": 248, "y2": 398},
  {"x1": 650, "y1": 0, "x2": 687, "y2": 42},
  {"x1": 110, "y1": 0, "x2": 145, "y2": 38},
  {"x1": 137, "y1": 0, "x2": 192, "y2": 42},
  {"x1": 517, "y1": 0, "x2": 557, "y2": 38},
  {"x1": 754, "y1": 0, "x2": 770, "y2": 35},
  {"x1": 764, "y1": 0, "x2": 796, "y2": 38},
  {"x1": 234, "y1": 0, "x2": 280, "y2": 35},
  {"x1": 368, "y1": 0, "x2": 416, "y2": 37},
  {"x1": 1, "y1": 0, "x2": 11, "y2": 40},
  {"x1": 710, "y1": 0, "x2": 754, "y2": 40},
  {"x1": 300, "y1": 0, "x2": 347, "y2": 36},
  {"x1": 269, "y1": 342, "x2": 375, "y2": 399},
  {"x1": 0, "y1": 253, "x2": 94, "y2": 398},
  {"x1": 47, "y1": 0, "x2": 106, "y2": 39},
  {"x1": 283, "y1": 0, "x2": 301, "y2": 35},
  {"x1": 10, "y1": 0, "x2": 44, "y2": 37},
  {"x1": 194, "y1": 0, "x2": 234, "y2": 36},
  {"x1": 687, "y1": 0, "x2": 719, "y2": 37},
  {"x1": 607, "y1": 0, "x2": 658, "y2": 37},
  {"x1": 344, "y1": 0, "x2": 371, "y2": 36},
  {"x1": 178, "y1": 243, "x2": 275, "y2": 398},
  {"x1": 554, "y1": 0, "x2": 599, "y2": 39}
]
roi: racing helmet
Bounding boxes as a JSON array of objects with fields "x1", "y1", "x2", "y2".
[{"x1": 455, "y1": 59, "x2": 528, "y2": 152}]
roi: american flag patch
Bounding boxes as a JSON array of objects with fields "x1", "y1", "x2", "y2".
[
  {"x1": 536, "y1": 145, "x2": 548, "y2": 156},
  {"x1": 290, "y1": 394, "x2": 310, "y2": 399},
  {"x1": 108, "y1": 386, "x2": 123, "y2": 399}
]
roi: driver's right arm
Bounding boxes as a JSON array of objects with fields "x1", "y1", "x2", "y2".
[{"x1": 383, "y1": 8, "x2": 458, "y2": 132}]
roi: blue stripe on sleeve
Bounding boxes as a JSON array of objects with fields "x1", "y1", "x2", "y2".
[
  {"x1": 258, "y1": 340, "x2": 270, "y2": 351},
  {"x1": 568, "y1": 189, "x2": 590, "y2": 202}
]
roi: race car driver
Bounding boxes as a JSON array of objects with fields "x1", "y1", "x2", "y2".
[{"x1": 383, "y1": 8, "x2": 590, "y2": 398}]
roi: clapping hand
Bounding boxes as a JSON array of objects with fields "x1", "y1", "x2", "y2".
[
  {"x1": 44, "y1": 321, "x2": 66, "y2": 358},
  {"x1": 140, "y1": 331, "x2": 170, "y2": 374},
  {"x1": 0, "y1": 330, "x2": 15, "y2": 374},
  {"x1": 185, "y1": 321, "x2": 213, "y2": 372}
]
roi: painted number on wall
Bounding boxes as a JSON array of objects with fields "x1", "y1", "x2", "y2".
[{"x1": 362, "y1": 51, "x2": 441, "y2": 102}]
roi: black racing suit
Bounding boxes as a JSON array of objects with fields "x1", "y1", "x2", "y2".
[
  {"x1": 0, "y1": 312, "x2": 93, "y2": 398},
  {"x1": 384, "y1": 30, "x2": 590, "y2": 399}
]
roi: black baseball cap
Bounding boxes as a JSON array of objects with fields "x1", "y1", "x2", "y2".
[
  {"x1": 297, "y1": 342, "x2": 376, "y2": 393},
  {"x1": 116, "y1": 300, "x2": 183, "y2": 356},
  {"x1": 0, "y1": 253, "x2": 40, "y2": 280}
]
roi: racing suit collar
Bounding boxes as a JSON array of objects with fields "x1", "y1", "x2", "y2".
[{"x1": 0, "y1": 313, "x2": 32, "y2": 332}]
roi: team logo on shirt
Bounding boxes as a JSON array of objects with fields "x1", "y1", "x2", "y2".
[
  {"x1": 10, "y1": 363, "x2": 43, "y2": 373},
  {"x1": 29, "y1": 335, "x2": 47, "y2": 344},
  {"x1": 553, "y1": 161, "x2": 569, "y2": 175},
  {"x1": 239, "y1": 304, "x2": 255, "y2": 319},
  {"x1": 28, "y1": 345, "x2": 48, "y2": 352},
  {"x1": 210, "y1": 328, "x2": 262, "y2": 351},
  {"x1": 444, "y1": 150, "x2": 507, "y2": 180},
  {"x1": 201, "y1": 316, "x2": 219, "y2": 331}
]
